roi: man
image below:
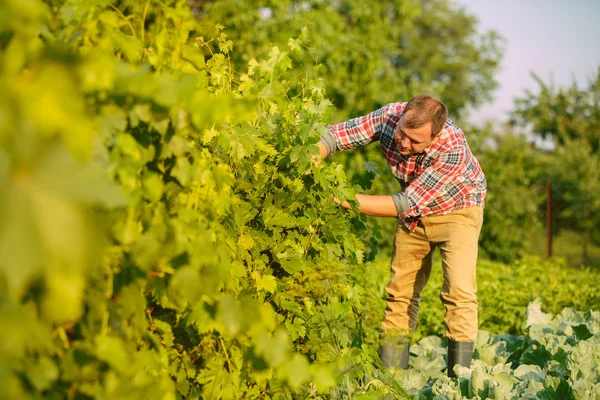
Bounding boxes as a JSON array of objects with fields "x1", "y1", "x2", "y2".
[{"x1": 317, "y1": 94, "x2": 486, "y2": 377}]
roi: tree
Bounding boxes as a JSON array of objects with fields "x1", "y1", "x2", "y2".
[
  {"x1": 194, "y1": 0, "x2": 503, "y2": 120},
  {"x1": 511, "y1": 69, "x2": 600, "y2": 266},
  {"x1": 474, "y1": 128, "x2": 546, "y2": 263},
  {"x1": 512, "y1": 69, "x2": 600, "y2": 152}
]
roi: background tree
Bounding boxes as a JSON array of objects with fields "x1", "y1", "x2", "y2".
[
  {"x1": 474, "y1": 128, "x2": 546, "y2": 263},
  {"x1": 194, "y1": 0, "x2": 503, "y2": 120},
  {"x1": 511, "y1": 70, "x2": 600, "y2": 267}
]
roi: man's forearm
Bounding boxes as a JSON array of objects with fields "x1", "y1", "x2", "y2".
[{"x1": 340, "y1": 194, "x2": 399, "y2": 217}]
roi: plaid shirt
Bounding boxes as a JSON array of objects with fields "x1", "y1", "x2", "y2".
[{"x1": 327, "y1": 102, "x2": 486, "y2": 231}]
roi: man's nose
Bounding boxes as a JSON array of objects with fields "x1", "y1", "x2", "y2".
[{"x1": 401, "y1": 136, "x2": 410, "y2": 147}]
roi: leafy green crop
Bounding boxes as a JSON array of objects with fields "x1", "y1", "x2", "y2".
[
  {"x1": 0, "y1": 0, "x2": 382, "y2": 398},
  {"x1": 361, "y1": 300, "x2": 600, "y2": 399}
]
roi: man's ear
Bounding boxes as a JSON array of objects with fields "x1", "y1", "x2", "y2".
[{"x1": 431, "y1": 133, "x2": 441, "y2": 145}]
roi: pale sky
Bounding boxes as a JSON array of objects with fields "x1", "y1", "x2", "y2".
[{"x1": 452, "y1": 0, "x2": 600, "y2": 126}]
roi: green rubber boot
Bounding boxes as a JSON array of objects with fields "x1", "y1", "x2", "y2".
[
  {"x1": 379, "y1": 335, "x2": 410, "y2": 369},
  {"x1": 447, "y1": 340, "x2": 474, "y2": 378}
]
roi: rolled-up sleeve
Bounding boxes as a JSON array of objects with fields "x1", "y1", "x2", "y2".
[
  {"x1": 392, "y1": 192, "x2": 411, "y2": 215},
  {"x1": 319, "y1": 130, "x2": 338, "y2": 156}
]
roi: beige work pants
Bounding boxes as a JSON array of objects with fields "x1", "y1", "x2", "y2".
[{"x1": 382, "y1": 206, "x2": 484, "y2": 342}]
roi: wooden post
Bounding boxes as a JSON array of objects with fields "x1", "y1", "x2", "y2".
[{"x1": 546, "y1": 180, "x2": 552, "y2": 259}]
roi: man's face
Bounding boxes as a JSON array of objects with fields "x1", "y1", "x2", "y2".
[{"x1": 394, "y1": 112, "x2": 440, "y2": 155}]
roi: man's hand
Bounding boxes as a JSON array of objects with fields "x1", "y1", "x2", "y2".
[
  {"x1": 305, "y1": 142, "x2": 329, "y2": 175},
  {"x1": 317, "y1": 141, "x2": 329, "y2": 160}
]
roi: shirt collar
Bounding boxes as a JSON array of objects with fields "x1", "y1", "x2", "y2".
[{"x1": 423, "y1": 126, "x2": 449, "y2": 156}]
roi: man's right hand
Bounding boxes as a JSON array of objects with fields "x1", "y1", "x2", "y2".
[{"x1": 305, "y1": 141, "x2": 328, "y2": 175}]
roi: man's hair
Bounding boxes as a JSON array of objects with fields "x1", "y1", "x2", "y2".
[{"x1": 401, "y1": 94, "x2": 448, "y2": 137}]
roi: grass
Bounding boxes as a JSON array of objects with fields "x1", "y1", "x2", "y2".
[{"x1": 526, "y1": 228, "x2": 600, "y2": 269}]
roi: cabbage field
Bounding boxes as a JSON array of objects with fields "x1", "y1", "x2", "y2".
[{"x1": 361, "y1": 299, "x2": 600, "y2": 399}]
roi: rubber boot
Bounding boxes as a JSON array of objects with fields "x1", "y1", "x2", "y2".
[
  {"x1": 379, "y1": 335, "x2": 410, "y2": 369},
  {"x1": 447, "y1": 340, "x2": 474, "y2": 378}
]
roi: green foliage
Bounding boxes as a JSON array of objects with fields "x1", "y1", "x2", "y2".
[
  {"x1": 512, "y1": 69, "x2": 600, "y2": 151},
  {"x1": 196, "y1": 0, "x2": 503, "y2": 121},
  {"x1": 0, "y1": 0, "x2": 385, "y2": 398},
  {"x1": 529, "y1": 229, "x2": 600, "y2": 269},
  {"x1": 544, "y1": 137, "x2": 600, "y2": 265},
  {"x1": 511, "y1": 70, "x2": 600, "y2": 266},
  {"x1": 475, "y1": 130, "x2": 546, "y2": 263},
  {"x1": 2, "y1": 0, "x2": 598, "y2": 399}
]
